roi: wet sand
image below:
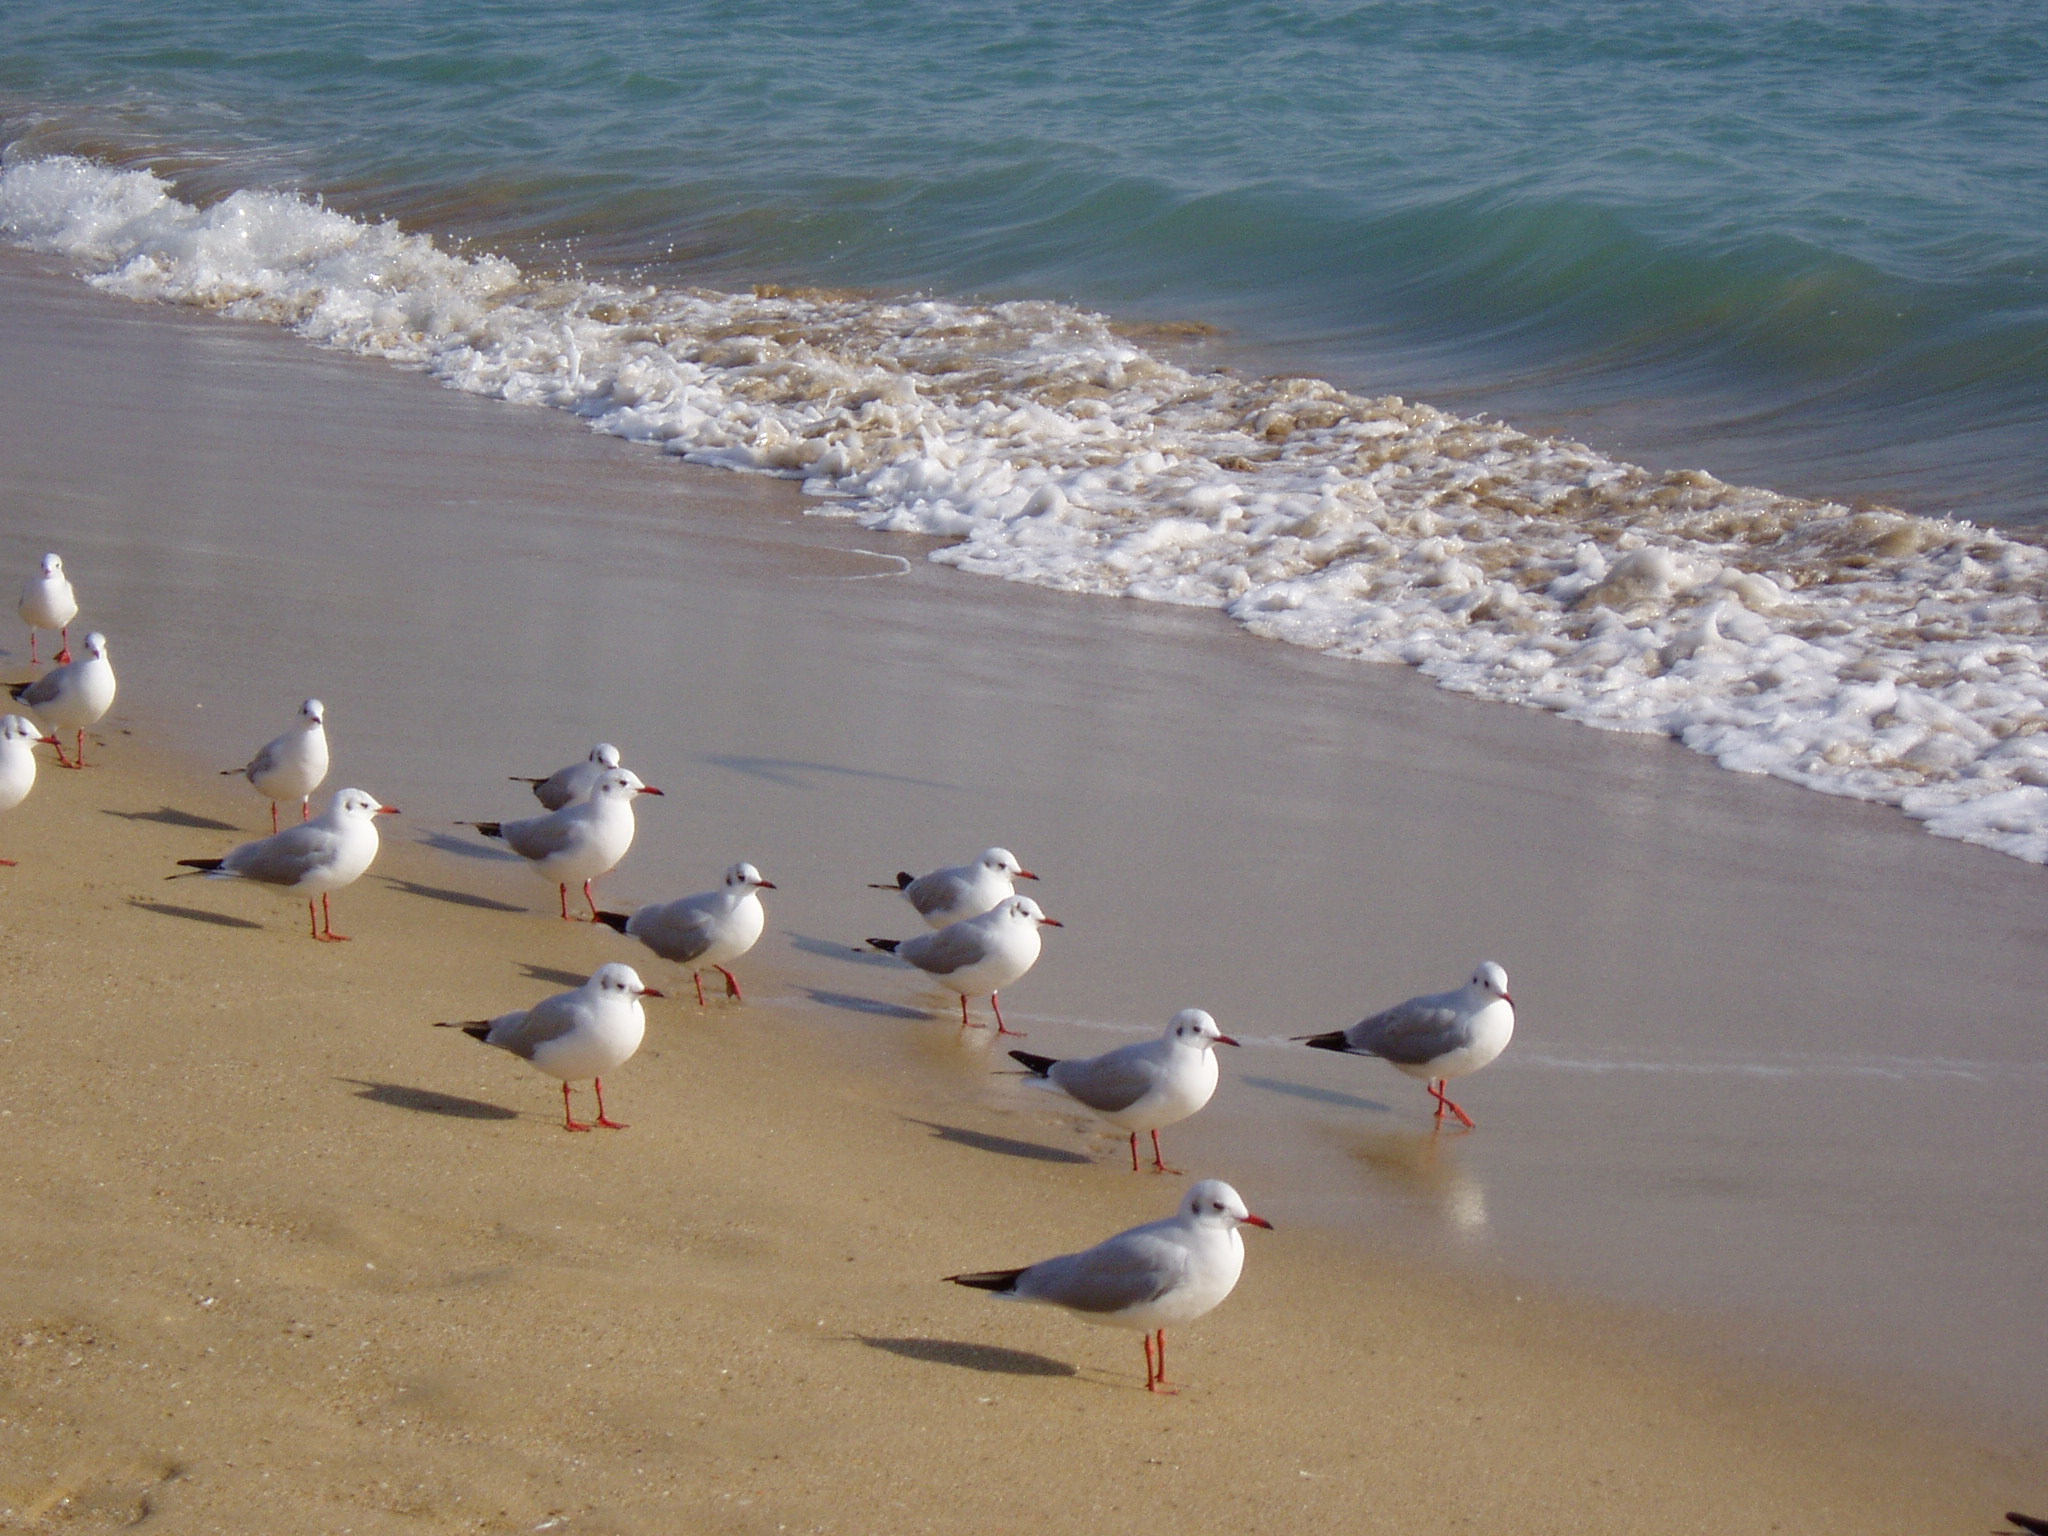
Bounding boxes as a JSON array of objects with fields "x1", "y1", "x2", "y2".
[{"x1": 0, "y1": 248, "x2": 2043, "y2": 1529}]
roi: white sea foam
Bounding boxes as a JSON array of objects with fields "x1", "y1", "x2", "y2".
[{"x1": 7, "y1": 152, "x2": 2047, "y2": 861}]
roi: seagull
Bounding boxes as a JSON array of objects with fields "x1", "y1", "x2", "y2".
[
  {"x1": 595, "y1": 861, "x2": 775, "y2": 1006},
  {"x1": 947, "y1": 1178, "x2": 1271, "y2": 1393},
  {"x1": 869, "y1": 847, "x2": 1037, "y2": 928},
  {"x1": 9, "y1": 631, "x2": 116, "y2": 768},
  {"x1": 0, "y1": 714, "x2": 61, "y2": 865},
  {"x1": 460, "y1": 766, "x2": 663, "y2": 920},
  {"x1": 1011, "y1": 1009, "x2": 1239, "y2": 1173},
  {"x1": 868, "y1": 895, "x2": 1060, "y2": 1035},
  {"x1": 173, "y1": 786, "x2": 398, "y2": 940},
  {"x1": 1295, "y1": 962, "x2": 1515, "y2": 1128},
  {"x1": 510, "y1": 742, "x2": 624, "y2": 811},
  {"x1": 17, "y1": 553, "x2": 77, "y2": 665},
  {"x1": 222, "y1": 698, "x2": 329, "y2": 831},
  {"x1": 435, "y1": 962, "x2": 662, "y2": 1131}
]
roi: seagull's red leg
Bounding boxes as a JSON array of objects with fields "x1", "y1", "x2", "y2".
[
  {"x1": 300, "y1": 799, "x2": 310, "y2": 822},
  {"x1": 959, "y1": 996, "x2": 972, "y2": 1031},
  {"x1": 0, "y1": 855, "x2": 16, "y2": 867},
  {"x1": 26, "y1": 629, "x2": 36, "y2": 665},
  {"x1": 270, "y1": 802, "x2": 280, "y2": 834},
  {"x1": 693, "y1": 970, "x2": 707, "y2": 1007},
  {"x1": 73, "y1": 730, "x2": 87, "y2": 768},
  {"x1": 1441, "y1": 1089, "x2": 1475, "y2": 1130},
  {"x1": 1129, "y1": 1132, "x2": 1140, "y2": 1172},
  {"x1": 1144, "y1": 1332, "x2": 1155, "y2": 1389},
  {"x1": 1153, "y1": 1330, "x2": 1175, "y2": 1394},
  {"x1": 592, "y1": 1076, "x2": 628, "y2": 1130},
  {"x1": 583, "y1": 880, "x2": 599, "y2": 921},
  {"x1": 1149, "y1": 1129, "x2": 1181, "y2": 1175},
  {"x1": 715, "y1": 964, "x2": 742, "y2": 1001},
  {"x1": 55, "y1": 627, "x2": 69, "y2": 664},
  {"x1": 307, "y1": 900, "x2": 319, "y2": 939},
  {"x1": 561, "y1": 1081, "x2": 591, "y2": 1132},
  {"x1": 558, "y1": 883, "x2": 571, "y2": 920},
  {"x1": 49, "y1": 735, "x2": 74, "y2": 769},
  {"x1": 989, "y1": 993, "x2": 1023, "y2": 1037},
  {"x1": 314, "y1": 891, "x2": 350, "y2": 942}
]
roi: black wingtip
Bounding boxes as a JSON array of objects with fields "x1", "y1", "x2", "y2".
[
  {"x1": 1007, "y1": 1050, "x2": 1058, "y2": 1077},
  {"x1": 866, "y1": 938, "x2": 901, "y2": 954},
  {"x1": 2007, "y1": 1516, "x2": 2048, "y2": 1536},
  {"x1": 468, "y1": 821, "x2": 504, "y2": 839},
  {"x1": 434, "y1": 1020, "x2": 494, "y2": 1042},
  {"x1": 895, "y1": 872, "x2": 914, "y2": 889},
  {"x1": 1296, "y1": 1030, "x2": 1353, "y2": 1053},
  {"x1": 945, "y1": 1268, "x2": 1026, "y2": 1294},
  {"x1": 592, "y1": 910, "x2": 631, "y2": 934},
  {"x1": 175, "y1": 858, "x2": 225, "y2": 873},
  {"x1": 6, "y1": 683, "x2": 26, "y2": 702}
]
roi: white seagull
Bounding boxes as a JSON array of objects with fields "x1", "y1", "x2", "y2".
[
  {"x1": 510, "y1": 742, "x2": 624, "y2": 811},
  {"x1": 869, "y1": 846, "x2": 1037, "y2": 928},
  {"x1": 596, "y1": 861, "x2": 776, "y2": 1006},
  {"x1": 9, "y1": 631, "x2": 116, "y2": 768},
  {"x1": 173, "y1": 786, "x2": 398, "y2": 940},
  {"x1": 1295, "y1": 962, "x2": 1515, "y2": 1128},
  {"x1": 222, "y1": 698, "x2": 330, "y2": 831},
  {"x1": 461, "y1": 766, "x2": 663, "y2": 920},
  {"x1": 867, "y1": 894, "x2": 1060, "y2": 1035},
  {"x1": 947, "y1": 1178, "x2": 1272, "y2": 1393},
  {"x1": 0, "y1": 714, "x2": 61, "y2": 865},
  {"x1": 1010, "y1": 1008, "x2": 1239, "y2": 1173},
  {"x1": 17, "y1": 553, "x2": 77, "y2": 666},
  {"x1": 435, "y1": 962, "x2": 662, "y2": 1131}
]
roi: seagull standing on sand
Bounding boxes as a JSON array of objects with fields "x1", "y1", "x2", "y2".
[
  {"x1": 510, "y1": 742, "x2": 624, "y2": 810},
  {"x1": 173, "y1": 786, "x2": 398, "y2": 940},
  {"x1": 596, "y1": 861, "x2": 775, "y2": 1005},
  {"x1": 10, "y1": 631, "x2": 116, "y2": 768},
  {"x1": 0, "y1": 714, "x2": 60, "y2": 865},
  {"x1": 869, "y1": 847, "x2": 1037, "y2": 928},
  {"x1": 17, "y1": 554, "x2": 77, "y2": 666},
  {"x1": 1011, "y1": 1009, "x2": 1239, "y2": 1173},
  {"x1": 947, "y1": 1178, "x2": 1272, "y2": 1393},
  {"x1": 461, "y1": 766, "x2": 663, "y2": 920},
  {"x1": 223, "y1": 698, "x2": 329, "y2": 831},
  {"x1": 435, "y1": 962, "x2": 662, "y2": 1131},
  {"x1": 868, "y1": 895, "x2": 1060, "y2": 1036},
  {"x1": 1295, "y1": 962, "x2": 1515, "y2": 1128}
]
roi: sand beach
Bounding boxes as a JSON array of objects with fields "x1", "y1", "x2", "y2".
[{"x1": 1, "y1": 248, "x2": 2043, "y2": 1532}]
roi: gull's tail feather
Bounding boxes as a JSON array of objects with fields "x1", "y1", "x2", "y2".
[
  {"x1": 434, "y1": 1020, "x2": 494, "y2": 1042},
  {"x1": 1295, "y1": 1029, "x2": 1353, "y2": 1053},
  {"x1": 593, "y1": 911, "x2": 632, "y2": 935},
  {"x1": 1007, "y1": 1051, "x2": 1058, "y2": 1077},
  {"x1": 945, "y1": 1268, "x2": 1027, "y2": 1294},
  {"x1": 866, "y1": 938, "x2": 901, "y2": 954}
]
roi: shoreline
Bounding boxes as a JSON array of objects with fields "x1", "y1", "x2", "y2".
[{"x1": 0, "y1": 246, "x2": 2044, "y2": 1524}]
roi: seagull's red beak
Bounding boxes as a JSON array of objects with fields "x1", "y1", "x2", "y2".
[
  {"x1": 1016, "y1": 869, "x2": 1039, "y2": 880},
  {"x1": 1215, "y1": 1034, "x2": 1242, "y2": 1047},
  {"x1": 1242, "y1": 1214, "x2": 1273, "y2": 1230},
  {"x1": 757, "y1": 880, "x2": 778, "y2": 889},
  {"x1": 1039, "y1": 916, "x2": 1063, "y2": 927},
  {"x1": 639, "y1": 986, "x2": 666, "y2": 999},
  {"x1": 637, "y1": 786, "x2": 665, "y2": 796},
  {"x1": 1503, "y1": 992, "x2": 1514, "y2": 1006},
  {"x1": 376, "y1": 805, "x2": 400, "y2": 815},
  {"x1": 36, "y1": 735, "x2": 59, "y2": 747}
]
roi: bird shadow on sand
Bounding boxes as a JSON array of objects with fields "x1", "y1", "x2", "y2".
[
  {"x1": 127, "y1": 897, "x2": 264, "y2": 930},
  {"x1": 517, "y1": 962, "x2": 590, "y2": 989},
  {"x1": 105, "y1": 805, "x2": 241, "y2": 832},
  {"x1": 1240, "y1": 1074, "x2": 1391, "y2": 1114},
  {"x1": 703, "y1": 754, "x2": 957, "y2": 794},
  {"x1": 416, "y1": 830, "x2": 523, "y2": 862},
  {"x1": 341, "y1": 1079, "x2": 518, "y2": 1121},
  {"x1": 903, "y1": 1117, "x2": 1093, "y2": 1165},
  {"x1": 787, "y1": 932, "x2": 901, "y2": 968},
  {"x1": 857, "y1": 1336, "x2": 1076, "y2": 1378},
  {"x1": 800, "y1": 987, "x2": 929, "y2": 1021},
  {"x1": 381, "y1": 876, "x2": 527, "y2": 913}
]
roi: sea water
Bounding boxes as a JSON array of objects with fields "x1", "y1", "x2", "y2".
[{"x1": 2, "y1": 0, "x2": 2045, "y2": 859}]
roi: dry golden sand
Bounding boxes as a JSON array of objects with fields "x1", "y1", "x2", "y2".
[{"x1": 0, "y1": 738, "x2": 2030, "y2": 1535}]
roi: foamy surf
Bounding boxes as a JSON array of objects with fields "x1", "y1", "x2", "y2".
[{"x1": 6, "y1": 152, "x2": 2046, "y2": 863}]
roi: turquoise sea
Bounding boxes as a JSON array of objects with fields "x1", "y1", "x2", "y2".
[{"x1": 4, "y1": 0, "x2": 2042, "y2": 522}]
